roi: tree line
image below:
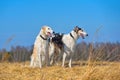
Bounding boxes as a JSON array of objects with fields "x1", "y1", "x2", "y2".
[{"x1": 0, "y1": 42, "x2": 120, "y2": 62}]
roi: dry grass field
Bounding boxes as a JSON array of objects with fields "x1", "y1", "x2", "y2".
[{"x1": 0, "y1": 61, "x2": 120, "y2": 80}]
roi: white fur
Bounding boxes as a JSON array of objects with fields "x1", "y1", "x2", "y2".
[
  {"x1": 30, "y1": 26, "x2": 53, "y2": 68},
  {"x1": 62, "y1": 29, "x2": 88, "y2": 68}
]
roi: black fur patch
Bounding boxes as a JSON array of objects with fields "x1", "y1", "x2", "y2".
[
  {"x1": 74, "y1": 26, "x2": 83, "y2": 33},
  {"x1": 49, "y1": 33, "x2": 64, "y2": 48}
]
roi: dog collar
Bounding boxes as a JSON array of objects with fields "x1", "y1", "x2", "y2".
[
  {"x1": 70, "y1": 33, "x2": 74, "y2": 39},
  {"x1": 40, "y1": 35, "x2": 47, "y2": 40}
]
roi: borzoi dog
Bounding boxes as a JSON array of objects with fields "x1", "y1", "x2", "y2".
[
  {"x1": 30, "y1": 25, "x2": 54, "y2": 68},
  {"x1": 49, "y1": 33, "x2": 64, "y2": 65},
  {"x1": 62, "y1": 26, "x2": 88, "y2": 68}
]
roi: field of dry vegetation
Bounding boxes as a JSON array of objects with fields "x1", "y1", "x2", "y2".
[
  {"x1": 1, "y1": 30, "x2": 120, "y2": 80},
  {"x1": 0, "y1": 61, "x2": 120, "y2": 80}
]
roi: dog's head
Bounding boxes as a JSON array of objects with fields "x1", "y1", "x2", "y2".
[
  {"x1": 74, "y1": 26, "x2": 88, "y2": 39},
  {"x1": 53, "y1": 33, "x2": 63, "y2": 40},
  {"x1": 41, "y1": 26, "x2": 54, "y2": 37},
  {"x1": 50, "y1": 33, "x2": 63, "y2": 45}
]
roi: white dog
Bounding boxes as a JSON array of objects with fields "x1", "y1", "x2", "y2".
[
  {"x1": 30, "y1": 25, "x2": 54, "y2": 68},
  {"x1": 62, "y1": 26, "x2": 88, "y2": 68}
]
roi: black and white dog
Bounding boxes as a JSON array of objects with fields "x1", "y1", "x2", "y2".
[
  {"x1": 49, "y1": 33, "x2": 64, "y2": 65},
  {"x1": 62, "y1": 26, "x2": 88, "y2": 67}
]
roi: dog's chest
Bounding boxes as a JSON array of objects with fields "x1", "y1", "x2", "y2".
[
  {"x1": 35, "y1": 36, "x2": 48, "y2": 48},
  {"x1": 62, "y1": 35, "x2": 76, "y2": 48}
]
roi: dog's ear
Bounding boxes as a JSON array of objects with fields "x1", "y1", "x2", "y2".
[
  {"x1": 41, "y1": 26, "x2": 46, "y2": 35},
  {"x1": 42, "y1": 26, "x2": 46, "y2": 30},
  {"x1": 74, "y1": 26, "x2": 79, "y2": 33}
]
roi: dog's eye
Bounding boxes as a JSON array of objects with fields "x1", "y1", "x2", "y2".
[
  {"x1": 79, "y1": 28, "x2": 84, "y2": 32},
  {"x1": 48, "y1": 28, "x2": 50, "y2": 30},
  {"x1": 78, "y1": 28, "x2": 81, "y2": 30}
]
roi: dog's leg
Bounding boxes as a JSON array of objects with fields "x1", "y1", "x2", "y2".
[
  {"x1": 30, "y1": 56, "x2": 34, "y2": 67},
  {"x1": 62, "y1": 52, "x2": 67, "y2": 67},
  {"x1": 68, "y1": 53, "x2": 72, "y2": 68},
  {"x1": 49, "y1": 48, "x2": 54, "y2": 65},
  {"x1": 49, "y1": 43, "x2": 54, "y2": 65},
  {"x1": 33, "y1": 61, "x2": 36, "y2": 67},
  {"x1": 68, "y1": 48, "x2": 74, "y2": 68},
  {"x1": 45, "y1": 51, "x2": 50, "y2": 66},
  {"x1": 38, "y1": 48, "x2": 42, "y2": 68},
  {"x1": 55, "y1": 49, "x2": 62, "y2": 66},
  {"x1": 55, "y1": 56, "x2": 60, "y2": 66},
  {"x1": 50, "y1": 55, "x2": 54, "y2": 65},
  {"x1": 69, "y1": 59, "x2": 72, "y2": 68},
  {"x1": 38, "y1": 54, "x2": 42, "y2": 68},
  {"x1": 30, "y1": 46, "x2": 36, "y2": 67}
]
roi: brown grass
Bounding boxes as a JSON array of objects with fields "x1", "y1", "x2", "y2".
[
  {"x1": 0, "y1": 61, "x2": 120, "y2": 80},
  {"x1": 1, "y1": 27, "x2": 120, "y2": 80}
]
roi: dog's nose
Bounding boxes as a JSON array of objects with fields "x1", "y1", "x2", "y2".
[
  {"x1": 53, "y1": 31, "x2": 55, "y2": 34},
  {"x1": 86, "y1": 34, "x2": 88, "y2": 36}
]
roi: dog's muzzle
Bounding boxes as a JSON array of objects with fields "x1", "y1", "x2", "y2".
[
  {"x1": 86, "y1": 34, "x2": 88, "y2": 36},
  {"x1": 81, "y1": 33, "x2": 88, "y2": 39}
]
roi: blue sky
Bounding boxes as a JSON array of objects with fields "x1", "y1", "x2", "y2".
[{"x1": 0, "y1": 0, "x2": 120, "y2": 50}]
